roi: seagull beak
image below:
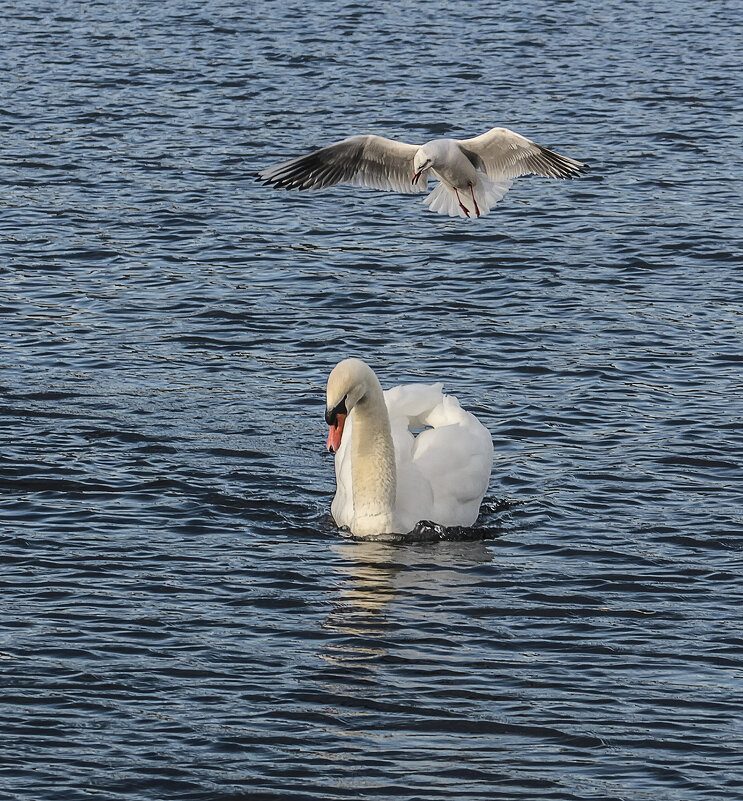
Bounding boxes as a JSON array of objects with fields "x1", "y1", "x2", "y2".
[
  {"x1": 411, "y1": 171, "x2": 421, "y2": 185},
  {"x1": 326, "y1": 413, "x2": 346, "y2": 453}
]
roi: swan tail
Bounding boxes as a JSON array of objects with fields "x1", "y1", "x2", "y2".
[{"x1": 423, "y1": 176, "x2": 514, "y2": 218}]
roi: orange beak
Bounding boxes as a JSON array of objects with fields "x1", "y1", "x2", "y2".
[{"x1": 326, "y1": 413, "x2": 346, "y2": 453}]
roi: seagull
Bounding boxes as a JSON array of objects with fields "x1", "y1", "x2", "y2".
[{"x1": 259, "y1": 127, "x2": 588, "y2": 219}]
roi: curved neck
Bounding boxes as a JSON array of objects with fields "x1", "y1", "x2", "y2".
[{"x1": 350, "y1": 380, "x2": 398, "y2": 536}]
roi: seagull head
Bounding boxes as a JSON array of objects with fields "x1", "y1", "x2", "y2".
[{"x1": 412, "y1": 147, "x2": 434, "y2": 185}]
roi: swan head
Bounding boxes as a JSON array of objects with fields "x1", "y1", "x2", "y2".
[
  {"x1": 325, "y1": 358, "x2": 376, "y2": 452},
  {"x1": 412, "y1": 145, "x2": 435, "y2": 185}
]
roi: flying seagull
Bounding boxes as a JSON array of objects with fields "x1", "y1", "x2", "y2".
[{"x1": 259, "y1": 127, "x2": 588, "y2": 219}]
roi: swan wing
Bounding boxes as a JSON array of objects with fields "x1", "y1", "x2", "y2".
[
  {"x1": 413, "y1": 421, "x2": 493, "y2": 527},
  {"x1": 457, "y1": 127, "x2": 587, "y2": 181},
  {"x1": 260, "y1": 135, "x2": 426, "y2": 193},
  {"x1": 384, "y1": 384, "x2": 493, "y2": 529}
]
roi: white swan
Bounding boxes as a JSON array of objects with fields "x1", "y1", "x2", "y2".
[{"x1": 325, "y1": 359, "x2": 494, "y2": 538}]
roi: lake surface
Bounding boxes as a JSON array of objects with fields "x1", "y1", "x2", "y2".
[{"x1": 1, "y1": 1, "x2": 742, "y2": 799}]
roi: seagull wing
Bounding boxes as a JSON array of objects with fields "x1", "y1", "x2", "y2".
[
  {"x1": 259, "y1": 135, "x2": 425, "y2": 193},
  {"x1": 457, "y1": 127, "x2": 587, "y2": 181}
]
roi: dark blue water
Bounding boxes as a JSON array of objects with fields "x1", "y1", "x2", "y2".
[{"x1": 2, "y1": 1, "x2": 742, "y2": 799}]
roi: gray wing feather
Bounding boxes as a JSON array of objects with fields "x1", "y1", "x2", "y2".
[
  {"x1": 458, "y1": 127, "x2": 588, "y2": 181},
  {"x1": 259, "y1": 135, "x2": 425, "y2": 194}
]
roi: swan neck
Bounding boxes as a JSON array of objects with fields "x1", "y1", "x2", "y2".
[{"x1": 350, "y1": 383, "x2": 398, "y2": 536}]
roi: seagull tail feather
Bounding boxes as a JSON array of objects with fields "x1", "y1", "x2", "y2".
[
  {"x1": 423, "y1": 182, "x2": 469, "y2": 218},
  {"x1": 475, "y1": 177, "x2": 513, "y2": 215},
  {"x1": 423, "y1": 177, "x2": 513, "y2": 218}
]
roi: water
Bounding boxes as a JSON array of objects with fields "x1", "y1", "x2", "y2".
[{"x1": 1, "y1": 0, "x2": 742, "y2": 798}]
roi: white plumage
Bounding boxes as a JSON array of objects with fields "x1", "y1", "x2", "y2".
[
  {"x1": 325, "y1": 359, "x2": 493, "y2": 538},
  {"x1": 260, "y1": 126, "x2": 587, "y2": 218}
]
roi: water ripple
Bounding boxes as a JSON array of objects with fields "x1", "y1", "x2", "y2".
[{"x1": 1, "y1": 0, "x2": 742, "y2": 799}]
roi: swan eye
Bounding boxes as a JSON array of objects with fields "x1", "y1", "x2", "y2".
[{"x1": 325, "y1": 395, "x2": 348, "y2": 426}]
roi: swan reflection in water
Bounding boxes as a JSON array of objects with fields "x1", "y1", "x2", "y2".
[{"x1": 319, "y1": 538, "x2": 495, "y2": 674}]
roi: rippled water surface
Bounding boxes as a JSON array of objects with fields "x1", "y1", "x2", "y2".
[{"x1": 2, "y1": 1, "x2": 742, "y2": 799}]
